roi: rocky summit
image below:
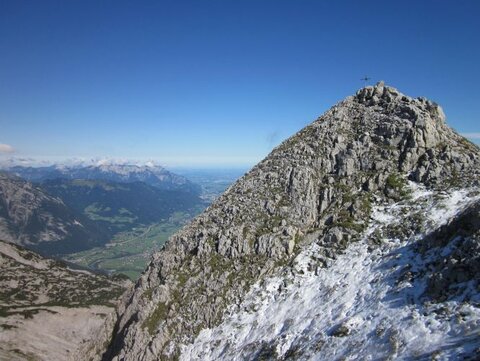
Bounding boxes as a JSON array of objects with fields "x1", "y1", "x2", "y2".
[{"x1": 102, "y1": 82, "x2": 480, "y2": 360}]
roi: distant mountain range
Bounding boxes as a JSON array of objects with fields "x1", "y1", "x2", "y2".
[
  {"x1": 0, "y1": 162, "x2": 203, "y2": 256},
  {"x1": 5, "y1": 162, "x2": 201, "y2": 193}
]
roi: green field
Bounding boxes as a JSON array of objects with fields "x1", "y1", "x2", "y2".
[{"x1": 64, "y1": 209, "x2": 203, "y2": 280}]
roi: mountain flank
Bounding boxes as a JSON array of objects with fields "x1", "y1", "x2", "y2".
[
  {"x1": 0, "y1": 172, "x2": 105, "y2": 254},
  {"x1": 0, "y1": 240, "x2": 131, "y2": 361},
  {"x1": 99, "y1": 82, "x2": 479, "y2": 360}
]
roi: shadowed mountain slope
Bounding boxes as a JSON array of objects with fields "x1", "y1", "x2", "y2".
[{"x1": 0, "y1": 172, "x2": 106, "y2": 254}]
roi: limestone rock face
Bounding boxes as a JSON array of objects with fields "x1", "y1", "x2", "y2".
[{"x1": 103, "y1": 83, "x2": 480, "y2": 360}]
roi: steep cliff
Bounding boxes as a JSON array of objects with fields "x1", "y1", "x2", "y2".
[{"x1": 104, "y1": 82, "x2": 480, "y2": 360}]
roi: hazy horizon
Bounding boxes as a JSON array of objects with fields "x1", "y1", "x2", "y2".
[{"x1": 0, "y1": 155, "x2": 256, "y2": 170}]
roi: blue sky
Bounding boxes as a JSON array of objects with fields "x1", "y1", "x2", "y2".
[{"x1": 0, "y1": 0, "x2": 479, "y2": 167}]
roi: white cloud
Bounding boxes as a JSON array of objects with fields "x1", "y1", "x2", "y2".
[
  {"x1": 460, "y1": 132, "x2": 480, "y2": 139},
  {"x1": 0, "y1": 155, "x2": 260, "y2": 169},
  {"x1": 0, "y1": 143, "x2": 14, "y2": 154}
]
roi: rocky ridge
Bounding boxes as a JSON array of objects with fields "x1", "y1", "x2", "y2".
[{"x1": 103, "y1": 82, "x2": 480, "y2": 360}]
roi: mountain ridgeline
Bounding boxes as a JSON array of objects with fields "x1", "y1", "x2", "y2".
[
  {"x1": 7, "y1": 163, "x2": 201, "y2": 193},
  {"x1": 103, "y1": 83, "x2": 480, "y2": 360}
]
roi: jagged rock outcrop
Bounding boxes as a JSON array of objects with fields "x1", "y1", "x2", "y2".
[{"x1": 103, "y1": 82, "x2": 480, "y2": 360}]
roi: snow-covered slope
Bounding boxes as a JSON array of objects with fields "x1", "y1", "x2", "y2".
[{"x1": 181, "y1": 184, "x2": 480, "y2": 360}]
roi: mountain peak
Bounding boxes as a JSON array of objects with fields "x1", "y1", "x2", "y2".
[
  {"x1": 355, "y1": 80, "x2": 401, "y2": 102},
  {"x1": 353, "y1": 81, "x2": 446, "y2": 123},
  {"x1": 103, "y1": 85, "x2": 480, "y2": 360}
]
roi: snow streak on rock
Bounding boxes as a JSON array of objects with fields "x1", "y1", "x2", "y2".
[{"x1": 181, "y1": 184, "x2": 480, "y2": 360}]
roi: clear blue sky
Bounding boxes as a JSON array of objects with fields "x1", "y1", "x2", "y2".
[{"x1": 0, "y1": 0, "x2": 479, "y2": 167}]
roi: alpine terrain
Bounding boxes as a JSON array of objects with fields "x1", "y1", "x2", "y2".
[
  {"x1": 101, "y1": 82, "x2": 479, "y2": 360},
  {"x1": 0, "y1": 240, "x2": 130, "y2": 361}
]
